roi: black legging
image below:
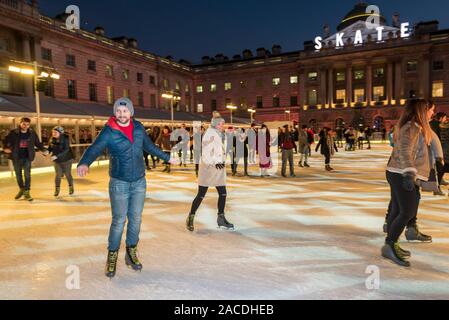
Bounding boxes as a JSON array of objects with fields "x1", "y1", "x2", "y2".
[
  {"x1": 386, "y1": 171, "x2": 420, "y2": 243},
  {"x1": 437, "y1": 162, "x2": 449, "y2": 185},
  {"x1": 189, "y1": 186, "x2": 227, "y2": 215}
]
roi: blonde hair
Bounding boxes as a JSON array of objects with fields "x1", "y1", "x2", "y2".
[{"x1": 395, "y1": 99, "x2": 432, "y2": 145}]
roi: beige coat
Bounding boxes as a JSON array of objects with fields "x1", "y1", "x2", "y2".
[
  {"x1": 387, "y1": 121, "x2": 431, "y2": 181},
  {"x1": 198, "y1": 128, "x2": 226, "y2": 187}
]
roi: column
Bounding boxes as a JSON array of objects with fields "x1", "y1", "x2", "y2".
[
  {"x1": 387, "y1": 62, "x2": 394, "y2": 105},
  {"x1": 394, "y1": 59, "x2": 403, "y2": 104},
  {"x1": 34, "y1": 36, "x2": 42, "y2": 64},
  {"x1": 420, "y1": 54, "x2": 430, "y2": 100},
  {"x1": 299, "y1": 68, "x2": 306, "y2": 108},
  {"x1": 346, "y1": 63, "x2": 352, "y2": 106},
  {"x1": 22, "y1": 33, "x2": 33, "y2": 97},
  {"x1": 320, "y1": 67, "x2": 327, "y2": 107},
  {"x1": 366, "y1": 63, "x2": 372, "y2": 107},
  {"x1": 328, "y1": 67, "x2": 334, "y2": 107}
]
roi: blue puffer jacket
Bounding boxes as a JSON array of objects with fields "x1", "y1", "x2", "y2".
[{"x1": 78, "y1": 117, "x2": 170, "y2": 182}]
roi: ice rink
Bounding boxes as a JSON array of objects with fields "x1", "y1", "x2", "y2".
[{"x1": 1, "y1": 145, "x2": 449, "y2": 300}]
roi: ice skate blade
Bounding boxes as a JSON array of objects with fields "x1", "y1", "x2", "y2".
[{"x1": 217, "y1": 226, "x2": 235, "y2": 231}]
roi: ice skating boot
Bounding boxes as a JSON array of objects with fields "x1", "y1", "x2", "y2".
[
  {"x1": 69, "y1": 185, "x2": 74, "y2": 195},
  {"x1": 405, "y1": 224, "x2": 432, "y2": 243},
  {"x1": 23, "y1": 190, "x2": 33, "y2": 202},
  {"x1": 325, "y1": 165, "x2": 332, "y2": 171},
  {"x1": 105, "y1": 250, "x2": 119, "y2": 278},
  {"x1": 381, "y1": 242, "x2": 411, "y2": 267},
  {"x1": 54, "y1": 187, "x2": 60, "y2": 197},
  {"x1": 125, "y1": 246, "x2": 143, "y2": 272},
  {"x1": 167, "y1": 164, "x2": 171, "y2": 173},
  {"x1": 15, "y1": 188, "x2": 25, "y2": 200},
  {"x1": 383, "y1": 220, "x2": 388, "y2": 234},
  {"x1": 186, "y1": 214, "x2": 195, "y2": 232},
  {"x1": 162, "y1": 165, "x2": 168, "y2": 172},
  {"x1": 304, "y1": 162, "x2": 310, "y2": 168},
  {"x1": 217, "y1": 214, "x2": 234, "y2": 230}
]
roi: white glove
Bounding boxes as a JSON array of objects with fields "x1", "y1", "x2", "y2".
[{"x1": 51, "y1": 155, "x2": 58, "y2": 161}]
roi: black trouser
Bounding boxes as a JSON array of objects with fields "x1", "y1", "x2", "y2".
[
  {"x1": 54, "y1": 160, "x2": 74, "y2": 188},
  {"x1": 232, "y1": 157, "x2": 248, "y2": 175},
  {"x1": 281, "y1": 149, "x2": 294, "y2": 176},
  {"x1": 386, "y1": 171, "x2": 421, "y2": 243},
  {"x1": 366, "y1": 137, "x2": 371, "y2": 149},
  {"x1": 163, "y1": 151, "x2": 171, "y2": 165},
  {"x1": 189, "y1": 186, "x2": 227, "y2": 215},
  {"x1": 323, "y1": 151, "x2": 331, "y2": 165},
  {"x1": 144, "y1": 152, "x2": 150, "y2": 168},
  {"x1": 13, "y1": 158, "x2": 32, "y2": 191},
  {"x1": 437, "y1": 162, "x2": 449, "y2": 185}
]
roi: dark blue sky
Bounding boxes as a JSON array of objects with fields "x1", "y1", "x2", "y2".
[{"x1": 38, "y1": 0, "x2": 449, "y2": 64}]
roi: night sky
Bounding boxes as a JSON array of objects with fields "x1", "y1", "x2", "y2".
[{"x1": 38, "y1": 0, "x2": 449, "y2": 64}]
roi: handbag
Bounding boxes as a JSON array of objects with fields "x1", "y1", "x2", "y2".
[{"x1": 416, "y1": 146, "x2": 440, "y2": 193}]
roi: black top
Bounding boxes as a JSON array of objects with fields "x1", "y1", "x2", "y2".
[{"x1": 18, "y1": 131, "x2": 31, "y2": 159}]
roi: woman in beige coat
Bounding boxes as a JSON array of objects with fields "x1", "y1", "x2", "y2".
[{"x1": 186, "y1": 112, "x2": 234, "y2": 232}]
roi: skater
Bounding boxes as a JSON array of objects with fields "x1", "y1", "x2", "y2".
[
  {"x1": 77, "y1": 98, "x2": 177, "y2": 278},
  {"x1": 298, "y1": 125, "x2": 310, "y2": 167},
  {"x1": 315, "y1": 127, "x2": 338, "y2": 171},
  {"x1": 439, "y1": 117, "x2": 449, "y2": 193},
  {"x1": 193, "y1": 126, "x2": 205, "y2": 177},
  {"x1": 257, "y1": 124, "x2": 272, "y2": 177},
  {"x1": 247, "y1": 123, "x2": 257, "y2": 164},
  {"x1": 186, "y1": 112, "x2": 234, "y2": 232},
  {"x1": 156, "y1": 126, "x2": 174, "y2": 173},
  {"x1": 3, "y1": 117, "x2": 48, "y2": 201},
  {"x1": 48, "y1": 126, "x2": 75, "y2": 197},
  {"x1": 279, "y1": 125, "x2": 296, "y2": 177},
  {"x1": 383, "y1": 99, "x2": 434, "y2": 267}
]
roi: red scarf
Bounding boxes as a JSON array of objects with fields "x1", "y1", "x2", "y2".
[{"x1": 107, "y1": 117, "x2": 134, "y2": 143}]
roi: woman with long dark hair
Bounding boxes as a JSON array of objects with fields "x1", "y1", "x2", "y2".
[
  {"x1": 156, "y1": 126, "x2": 174, "y2": 173},
  {"x1": 315, "y1": 127, "x2": 338, "y2": 171},
  {"x1": 257, "y1": 124, "x2": 272, "y2": 177},
  {"x1": 383, "y1": 99, "x2": 435, "y2": 267}
]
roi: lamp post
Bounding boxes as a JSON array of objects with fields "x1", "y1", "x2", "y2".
[
  {"x1": 161, "y1": 92, "x2": 181, "y2": 130},
  {"x1": 8, "y1": 60, "x2": 60, "y2": 141},
  {"x1": 248, "y1": 108, "x2": 256, "y2": 123},
  {"x1": 226, "y1": 105, "x2": 237, "y2": 124}
]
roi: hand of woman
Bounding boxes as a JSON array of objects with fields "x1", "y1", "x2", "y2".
[{"x1": 215, "y1": 163, "x2": 225, "y2": 170}]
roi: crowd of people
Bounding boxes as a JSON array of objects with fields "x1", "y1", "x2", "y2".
[{"x1": 2, "y1": 96, "x2": 449, "y2": 275}]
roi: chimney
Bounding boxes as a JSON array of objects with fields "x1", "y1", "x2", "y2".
[
  {"x1": 94, "y1": 26, "x2": 105, "y2": 36},
  {"x1": 202, "y1": 56, "x2": 211, "y2": 64},
  {"x1": 272, "y1": 45, "x2": 282, "y2": 55},
  {"x1": 215, "y1": 54, "x2": 225, "y2": 62},
  {"x1": 256, "y1": 47, "x2": 266, "y2": 57},
  {"x1": 392, "y1": 13, "x2": 401, "y2": 28},
  {"x1": 112, "y1": 36, "x2": 128, "y2": 46},
  {"x1": 415, "y1": 21, "x2": 439, "y2": 35},
  {"x1": 128, "y1": 38, "x2": 138, "y2": 48},
  {"x1": 242, "y1": 49, "x2": 253, "y2": 59},
  {"x1": 323, "y1": 24, "x2": 331, "y2": 38}
]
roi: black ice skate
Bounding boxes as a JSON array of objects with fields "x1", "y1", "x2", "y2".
[
  {"x1": 69, "y1": 185, "x2": 74, "y2": 195},
  {"x1": 381, "y1": 242, "x2": 410, "y2": 267},
  {"x1": 15, "y1": 188, "x2": 25, "y2": 200},
  {"x1": 405, "y1": 225, "x2": 432, "y2": 243},
  {"x1": 105, "y1": 250, "x2": 119, "y2": 279},
  {"x1": 54, "y1": 187, "x2": 60, "y2": 197},
  {"x1": 186, "y1": 214, "x2": 195, "y2": 232},
  {"x1": 125, "y1": 246, "x2": 143, "y2": 272},
  {"x1": 217, "y1": 214, "x2": 234, "y2": 230}
]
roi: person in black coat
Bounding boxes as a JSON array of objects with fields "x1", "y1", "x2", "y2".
[
  {"x1": 48, "y1": 126, "x2": 75, "y2": 197},
  {"x1": 316, "y1": 127, "x2": 338, "y2": 171},
  {"x1": 3, "y1": 117, "x2": 48, "y2": 201}
]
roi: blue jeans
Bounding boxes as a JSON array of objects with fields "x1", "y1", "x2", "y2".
[
  {"x1": 13, "y1": 159, "x2": 32, "y2": 190},
  {"x1": 108, "y1": 177, "x2": 147, "y2": 251}
]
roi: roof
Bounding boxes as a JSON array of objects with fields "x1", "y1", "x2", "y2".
[{"x1": 0, "y1": 95, "x2": 249, "y2": 124}]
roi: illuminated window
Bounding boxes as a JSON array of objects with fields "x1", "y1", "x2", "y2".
[
  {"x1": 407, "y1": 61, "x2": 418, "y2": 72},
  {"x1": 308, "y1": 72, "x2": 318, "y2": 81},
  {"x1": 196, "y1": 85, "x2": 203, "y2": 93},
  {"x1": 225, "y1": 82, "x2": 232, "y2": 91},
  {"x1": 308, "y1": 89, "x2": 317, "y2": 105},
  {"x1": 107, "y1": 86, "x2": 114, "y2": 104},
  {"x1": 122, "y1": 69, "x2": 129, "y2": 80},
  {"x1": 354, "y1": 88, "x2": 365, "y2": 102},
  {"x1": 175, "y1": 82, "x2": 181, "y2": 91},
  {"x1": 123, "y1": 89, "x2": 129, "y2": 98},
  {"x1": 272, "y1": 78, "x2": 281, "y2": 86},
  {"x1": 185, "y1": 84, "x2": 190, "y2": 92},
  {"x1": 0, "y1": 70, "x2": 10, "y2": 92},
  {"x1": 373, "y1": 86, "x2": 385, "y2": 101},
  {"x1": 210, "y1": 84, "x2": 217, "y2": 92},
  {"x1": 374, "y1": 67, "x2": 384, "y2": 78},
  {"x1": 197, "y1": 103, "x2": 203, "y2": 113},
  {"x1": 336, "y1": 72, "x2": 345, "y2": 82},
  {"x1": 290, "y1": 76, "x2": 298, "y2": 84},
  {"x1": 106, "y1": 65, "x2": 114, "y2": 77},
  {"x1": 432, "y1": 81, "x2": 444, "y2": 98},
  {"x1": 354, "y1": 70, "x2": 365, "y2": 80},
  {"x1": 163, "y1": 79, "x2": 169, "y2": 89},
  {"x1": 336, "y1": 89, "x2": 346, "y2": 103}
]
